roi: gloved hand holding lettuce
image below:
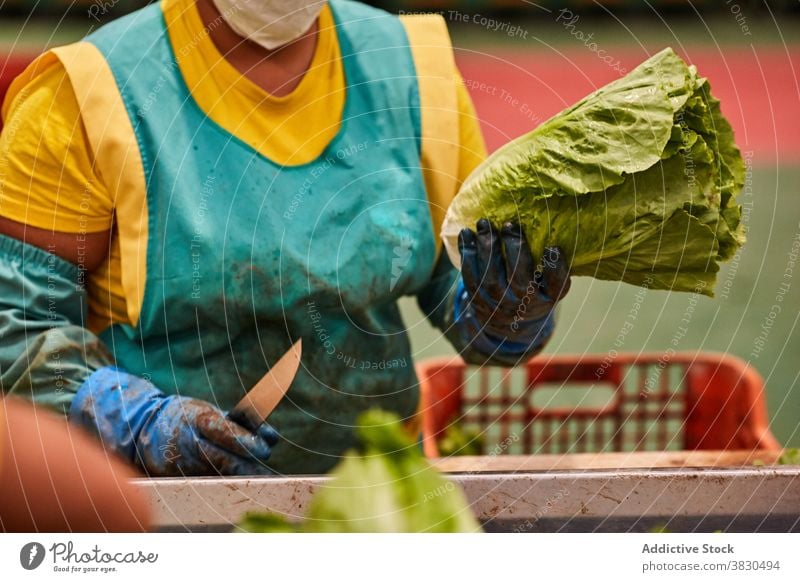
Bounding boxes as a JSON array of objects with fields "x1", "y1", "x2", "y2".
[{"x1": 442, "y1": 48, "x2": 745, "y2": 295}]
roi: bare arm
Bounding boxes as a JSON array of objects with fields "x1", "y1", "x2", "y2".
[
  {"x1": 0, "y1": 215, "x2": 110, "y2": 272},
  {"x1": 0, "y1": 397, "x2": 151, "y2": 532}
]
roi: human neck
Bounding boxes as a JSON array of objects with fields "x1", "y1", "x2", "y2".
[{"x1": 195, "y1": 0, "x2": 320, "y2": 97}]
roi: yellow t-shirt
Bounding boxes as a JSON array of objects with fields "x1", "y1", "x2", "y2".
[{"x1": 0, "y1": 0, "x2": 487, "y2": 329}]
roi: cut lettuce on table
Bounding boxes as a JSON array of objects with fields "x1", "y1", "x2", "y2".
[
  {"x1": 239, "y1": 410, "x2": 482, "y2": 533},
  {"x1": 442, "y1": 48, "x2": 745, "y2": 296}
]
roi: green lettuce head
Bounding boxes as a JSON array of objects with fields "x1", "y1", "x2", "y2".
[
  {"x1": 239, "y1": 410, "x2": 482, "y2": 533},
  {"x1": 442, "y1": 48, "x2": 745, "y2": 296}
]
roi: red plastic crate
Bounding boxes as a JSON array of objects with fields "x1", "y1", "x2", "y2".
[
  {"x1": 1, "y1": 54, "x2": 36, "y2": 132},
  {"x1": 418, "y1": 352, "x2": 780, "y2": 458}
]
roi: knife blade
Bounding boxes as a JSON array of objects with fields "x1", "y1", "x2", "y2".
[{"x1": 227, "y1": 339, "x2": 302, "y2": 432}]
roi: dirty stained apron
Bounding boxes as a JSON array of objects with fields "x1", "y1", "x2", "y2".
[{"x1": 90, "y1": 0, "x2": 435, "y2": 474}]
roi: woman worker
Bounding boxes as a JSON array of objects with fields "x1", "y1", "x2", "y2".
[{"x1": 0, "y1": 0, "x2": 570, "y2": 476}]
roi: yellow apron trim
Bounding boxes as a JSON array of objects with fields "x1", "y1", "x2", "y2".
[
  {"x1": 51, "y1": 42, "x2": 148, "y2": 328},
  {"x1": 399, "y1": 14, "x2": 460, "y2": 258}
]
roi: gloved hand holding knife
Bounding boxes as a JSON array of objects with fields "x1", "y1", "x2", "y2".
[{"x1": 68, "y1": 340, "x2": 301, "y2": 476}]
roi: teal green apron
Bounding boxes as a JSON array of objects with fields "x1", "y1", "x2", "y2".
[{"x1": 89, "y1": 0, "x2": 435, "y2": 474}]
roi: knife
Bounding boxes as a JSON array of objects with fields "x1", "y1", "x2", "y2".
[{"x1": 227, "y1": 339, "x2": 302, "y2": 432}]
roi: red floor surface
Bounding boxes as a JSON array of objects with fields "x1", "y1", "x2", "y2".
[
  {"x1": 2, "y1": 45, "x2": 798, "y2": 163},
  {"x1": 456, "y1": 45, "x2": 800, "y2": 164}
]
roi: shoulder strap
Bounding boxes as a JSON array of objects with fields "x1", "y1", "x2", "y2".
[
  {"x1": 399, "y1": 14, "x2": 460, "y2": 256},
  {"x1": 51, "y1": 42, "x2": 148, "y2": 328}
]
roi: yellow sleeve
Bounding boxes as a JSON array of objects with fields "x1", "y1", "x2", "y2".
[
  {"x1": 0, "y1": 58, "x2": 113, "y2": 233},
  {"x1": 454, "y1": 69, "x2": 488, "y2": 187}
]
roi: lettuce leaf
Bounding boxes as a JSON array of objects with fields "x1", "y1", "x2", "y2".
[
  {"x1": 239, "y1": 410, "x2": 482, "y2": 533},
  {"x1": 442, "y1": 48, "x2": 745, "y2": 296}
]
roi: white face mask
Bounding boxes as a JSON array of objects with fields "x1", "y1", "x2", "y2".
[{"x1": 212, "y1": 0, "x2": 326, "y2": 50}]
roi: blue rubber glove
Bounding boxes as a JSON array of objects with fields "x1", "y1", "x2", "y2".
[
  {"x1": 69, "y1": 367, "x2": 279, "y2": 476},
  {"x1": 455, "y1": 218, "x2": 571, "y2": 364}
]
